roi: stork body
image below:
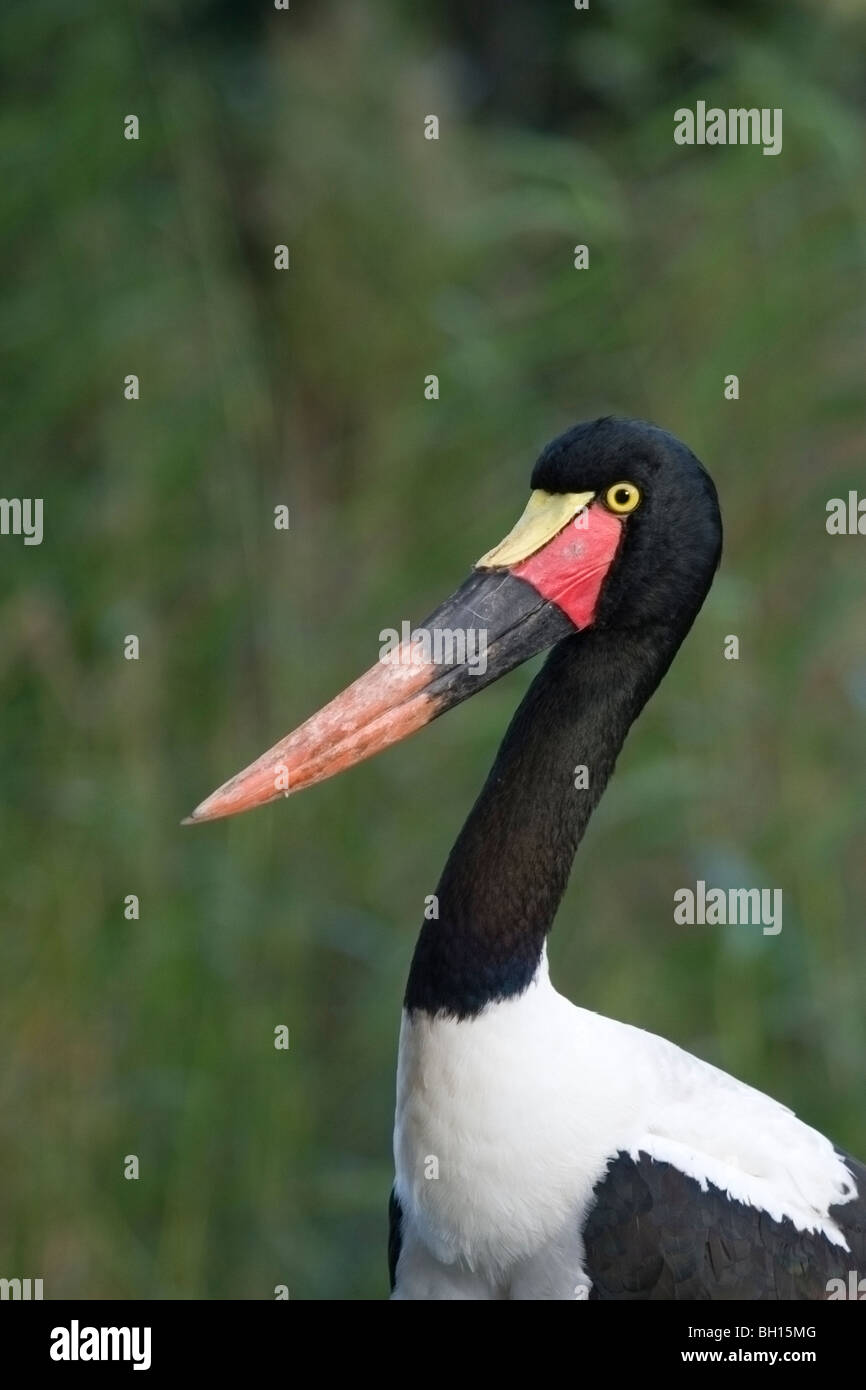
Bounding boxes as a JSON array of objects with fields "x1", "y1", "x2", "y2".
[
  {"x1": 188, "y1": 417, "x2": 864, "y2": 1299},
  {"x1": 392, "y1": 958, "x2": 862, "y2": 1299}
]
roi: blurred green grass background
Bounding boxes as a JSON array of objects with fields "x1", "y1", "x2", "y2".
[{"x1": 2, "y1": 0, "x2": 865, "y2": 1298}]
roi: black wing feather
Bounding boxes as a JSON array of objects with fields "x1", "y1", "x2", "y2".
[
  {"x1": 584, "y1": 1148, "x2": 866, "y2": 1300},
  {"x1": 388, "y1": 1186, "x2": 403, "y2": 1293}
]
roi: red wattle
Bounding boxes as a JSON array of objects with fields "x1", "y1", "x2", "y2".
[{"x1": 511, "y1": 504, "x2": 624, "y2": 629}]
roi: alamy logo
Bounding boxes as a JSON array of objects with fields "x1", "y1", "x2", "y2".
[
  {"x1": 826, "y1": 492, "x2": 866, "y2": 535},
  {"x1": 50, "y1": 1320, "x2": 152, "y2": 1371},
  {"x1": 0, "y1": 497, "x2": 43, "y2": 545},
  {"x1": 0, "y1": 1276, "x2": 43, "y2": 1299},
  {"x1": 827, "y1": 1271, "x2": 866, "y2": 1300},
  {"x1": 674, "y1": 102, "x2": 783, "y2": 156},
  {"x1": 674, "y1": 880, "x2": 782, "y2": 935},
  {"x1": 379, "y1": 622, "x2": 488, "y2": 675}
]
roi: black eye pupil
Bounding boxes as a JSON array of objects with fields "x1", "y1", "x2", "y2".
[{"x1": 615, "y1": 488, "x2": 631, "y2": 505}]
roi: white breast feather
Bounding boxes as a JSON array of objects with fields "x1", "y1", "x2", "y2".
[{"x1": 393, "y1": 951, "x2": 857, "y2": 1288}]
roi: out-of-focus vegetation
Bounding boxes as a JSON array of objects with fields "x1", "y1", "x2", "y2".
[{"x1": 1, "y1": 0, "x2": 865, "y2": 1298}]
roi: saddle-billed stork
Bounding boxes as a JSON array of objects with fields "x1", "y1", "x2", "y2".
[{"x1": 187, "y1": 416, "x2": 865, "y2": 1299}]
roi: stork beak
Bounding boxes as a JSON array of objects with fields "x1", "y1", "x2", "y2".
[{"x1": 184, "y1": 490, "x2": 624, "y2": 824}]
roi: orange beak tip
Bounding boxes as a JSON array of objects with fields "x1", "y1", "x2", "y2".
[{"x1": 181, "y1": 795, "x2": 237, "y2": 826}]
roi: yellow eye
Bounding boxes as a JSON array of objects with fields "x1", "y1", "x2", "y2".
[{"x1": 604, "y1": 482, "x2": 641, "y2": 515}]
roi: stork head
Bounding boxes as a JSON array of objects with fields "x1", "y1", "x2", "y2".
[{"x1": 185, "y1": 417, "x2": 721, "y2": 825}]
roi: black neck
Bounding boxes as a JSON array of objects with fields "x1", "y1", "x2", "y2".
[{"x1": 404, "y1": 626, "x2": 682, "y2": 1019}]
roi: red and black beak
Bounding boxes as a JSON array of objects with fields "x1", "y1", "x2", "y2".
[{"x1": 184, "y1": 491, "x2": 625, "y2": 824}]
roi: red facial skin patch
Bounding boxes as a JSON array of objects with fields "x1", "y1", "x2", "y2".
[{"x1": 511, "y1": 503, "x2": 624, "y2": 629}]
